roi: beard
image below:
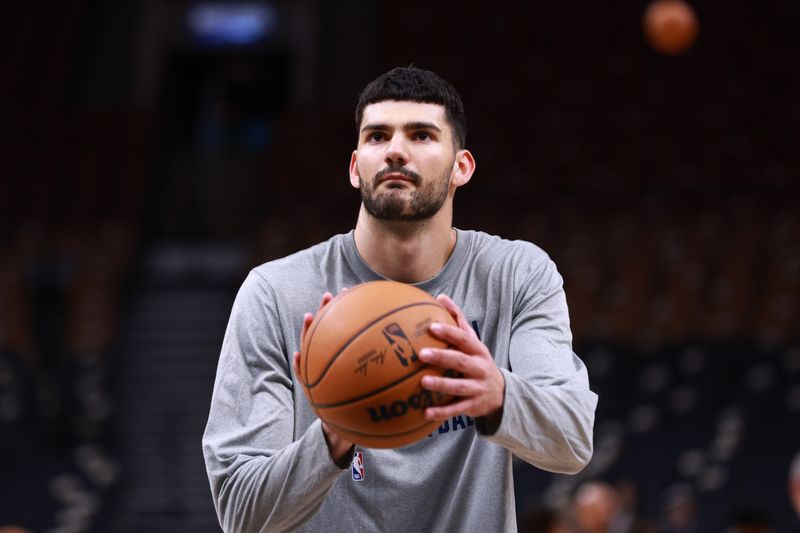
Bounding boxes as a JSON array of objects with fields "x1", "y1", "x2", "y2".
[{"x1": 359, "y1": 162, "x2": 453, "y2": 222}]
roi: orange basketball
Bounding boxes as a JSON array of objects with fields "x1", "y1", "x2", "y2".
[
  {"x1": 643, "y1": 0, "x2": 699, "y2": 55},
  {"x1": 300, "y1": 280, "x2": 458, "y2": 448}
]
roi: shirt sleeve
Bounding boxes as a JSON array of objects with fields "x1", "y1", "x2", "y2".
[
  {"x1": 477, "y1": 258, "x2": 598, "y2": 474},
  {"x1": 202, "y1": 271, "x2": 345, "y2": 533}
]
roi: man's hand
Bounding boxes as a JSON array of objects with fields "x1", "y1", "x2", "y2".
[
  {"x1": 419, "y1": 294, "x2": 506, "y2": 426},
  {"x1": 292, "y1": 291, "x2": 354, "y2": 465}
]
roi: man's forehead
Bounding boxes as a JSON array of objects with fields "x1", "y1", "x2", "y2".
[{"x1": 361, "y1": 100, "x2": 447, "y2": 127}]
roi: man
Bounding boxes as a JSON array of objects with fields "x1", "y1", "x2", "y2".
[
  {"x1": 202, "y1": 67, "x2": 597, "y2": 532},
  {"x1": 572, "y1": 481, "x2": 621, "y2": 533},
  {"x1": 790, "y1": 451, "x2": 800, "y2": 525}
]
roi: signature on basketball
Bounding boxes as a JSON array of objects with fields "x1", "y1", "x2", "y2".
[{"x1": 354, "y1": 348, "x2": 387, "y2": 376}]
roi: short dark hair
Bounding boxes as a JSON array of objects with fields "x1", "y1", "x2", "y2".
[{"x1": 355, "y1": 67, "x2": 467, "y2": 149}]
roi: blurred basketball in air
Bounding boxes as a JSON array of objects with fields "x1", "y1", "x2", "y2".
[
  {"x1": 299, "y1": 280, "x2": 458, "y2": 448},
  {"x1": 643, "y1": 0, "x2": 699, "y2": 55}
]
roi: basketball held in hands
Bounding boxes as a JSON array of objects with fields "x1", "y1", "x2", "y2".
[{"x1": 299, "y1": 281, "x2": 459, "y2": 449}]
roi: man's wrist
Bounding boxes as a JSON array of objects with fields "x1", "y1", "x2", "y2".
[
  {"x1": 477, "y1": 370, "x2": 506, "y2": 435},
  {"x1": 475, "y1": 406, "x2": 504, "y2": 435},
  {"x1": 322, "y1": 422, "x2": 355, "y2": 467}
]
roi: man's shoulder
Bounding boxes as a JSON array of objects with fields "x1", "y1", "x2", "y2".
[
  {"x1": 464, "y1": 229, "x2": 551, "y2": 266},
  {"x1": 249, "y1": 233, "x2": 346, "y2": 287}
]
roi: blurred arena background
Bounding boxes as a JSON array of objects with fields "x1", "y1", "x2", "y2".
[{"x1": 1, "y1": 0, "x2": 799, "y2": 531}]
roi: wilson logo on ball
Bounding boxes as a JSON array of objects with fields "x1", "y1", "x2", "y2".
[
  {"x1": 365, "y1": 369, "x2": 460, "y2": 423},
  {"x1": 366, "y1": 389, "x2": 442, "y2": 423}
]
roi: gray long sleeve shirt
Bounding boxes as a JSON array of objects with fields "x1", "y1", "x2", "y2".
[{"x1": 202, "y1": 229, "x2": 598, "y2": 532}]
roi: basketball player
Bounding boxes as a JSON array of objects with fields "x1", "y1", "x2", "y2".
[{"x1": 203, "y1": 67, "x2": 597, "y2": 532}]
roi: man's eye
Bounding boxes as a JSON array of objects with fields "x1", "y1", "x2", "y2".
[
  {"x1": 415, "y1": 132, "x2": 431, "y2": 141},
  {"x1": 368, "y1": 132, "x2": 384, "y2": 142}
]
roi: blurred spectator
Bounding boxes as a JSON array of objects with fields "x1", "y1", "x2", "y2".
[
  {"x1": 572, "y1": 481, "x2": 623, "y2": 533},
  {"x1": 519, "y1": 507, "x2": 570, "y2": 533},
  {"x1": 724, "y1": 509, "x2": 774, "y2": 533},
  {"x1": 659, "y1": 483, "x2": 699, "y2": 533},
  {"x1": 790, "y1": 451, "x2": 800, "y2": 527},
  {"x1": 615, "y1": 479, "x2": 658, "y2": 533}
]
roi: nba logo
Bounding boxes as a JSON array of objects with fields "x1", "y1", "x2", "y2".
[
  {"x1": 351, "y1": 451, "x2": 364, "y2": 481},
  {"x1": 382, "y1": 322, "x2": 418, "y2": 367}
]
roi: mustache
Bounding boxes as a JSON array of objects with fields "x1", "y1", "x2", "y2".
[{"x1": 374, "y1": 165, "x2": 422, "y2": 185}]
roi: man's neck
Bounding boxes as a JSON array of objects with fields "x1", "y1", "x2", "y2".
[{"x1": 353, "y1": 205, "x2": 456, "y2": 284}]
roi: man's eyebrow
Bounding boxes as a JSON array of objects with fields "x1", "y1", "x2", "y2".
[
  {"x1": 360, "y1": 121, "x2": 443, "y2": 133},
  {"x1": 360, "y1": 123, "x2": 389, "y2": 133},
  {"x1": 403, "y1": 121, "x2": 442, "y2": 132}
]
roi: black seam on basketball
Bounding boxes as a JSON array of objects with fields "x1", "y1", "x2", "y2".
[
  {"x1": 310, "y1": 362, "x2": 433, "y2": 408},
  {"x1": 322, "y1": 417, "x2": 439, "y2": 439},
  {"x1": 302, "y1": 284, "x2": 371, "y2": 403},
  {"x1": 305, "y1": 301, "x2": 445, "y2": 389}
]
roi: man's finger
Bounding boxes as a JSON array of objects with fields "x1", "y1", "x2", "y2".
[
  {"x1": 421, "y1": 374, "x2": 480, "y2": 397},
  {"x1": 429, "y1": 322, "x2": 482, "y2": 353},
  {"x1": 419, "y1": 347, "x2": 478, "y2": 374},
  {"x1": 424, "y1": 398, "x2": 475, "y2": 421},
  {"x1": 302, "y1": 312, "x2": 314, "y2": 332},
  {"x1": 436, "y1": 294, "x2": 471, "y2": 331},
  {"x1": 292, "y1": 351, "x2": 301, "y2": 379},
  {"x1": 300, "y1": 312, "x2": 315, "y2": 344},
  {"x1": 319, "y1": 292, "x2": 333, "y2": 311}
]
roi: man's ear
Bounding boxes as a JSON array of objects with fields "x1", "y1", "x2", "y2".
[
  {"x1": 451, "y1": 149, "x2": 476, "y2": 188},
  {"x1": 349, "y1": 150, "x2": 360, "y2": 188}
]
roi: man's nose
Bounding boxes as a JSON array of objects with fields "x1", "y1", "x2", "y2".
[{"x1": 385, "y1": 135, "x2": 408, "y2": 166}]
